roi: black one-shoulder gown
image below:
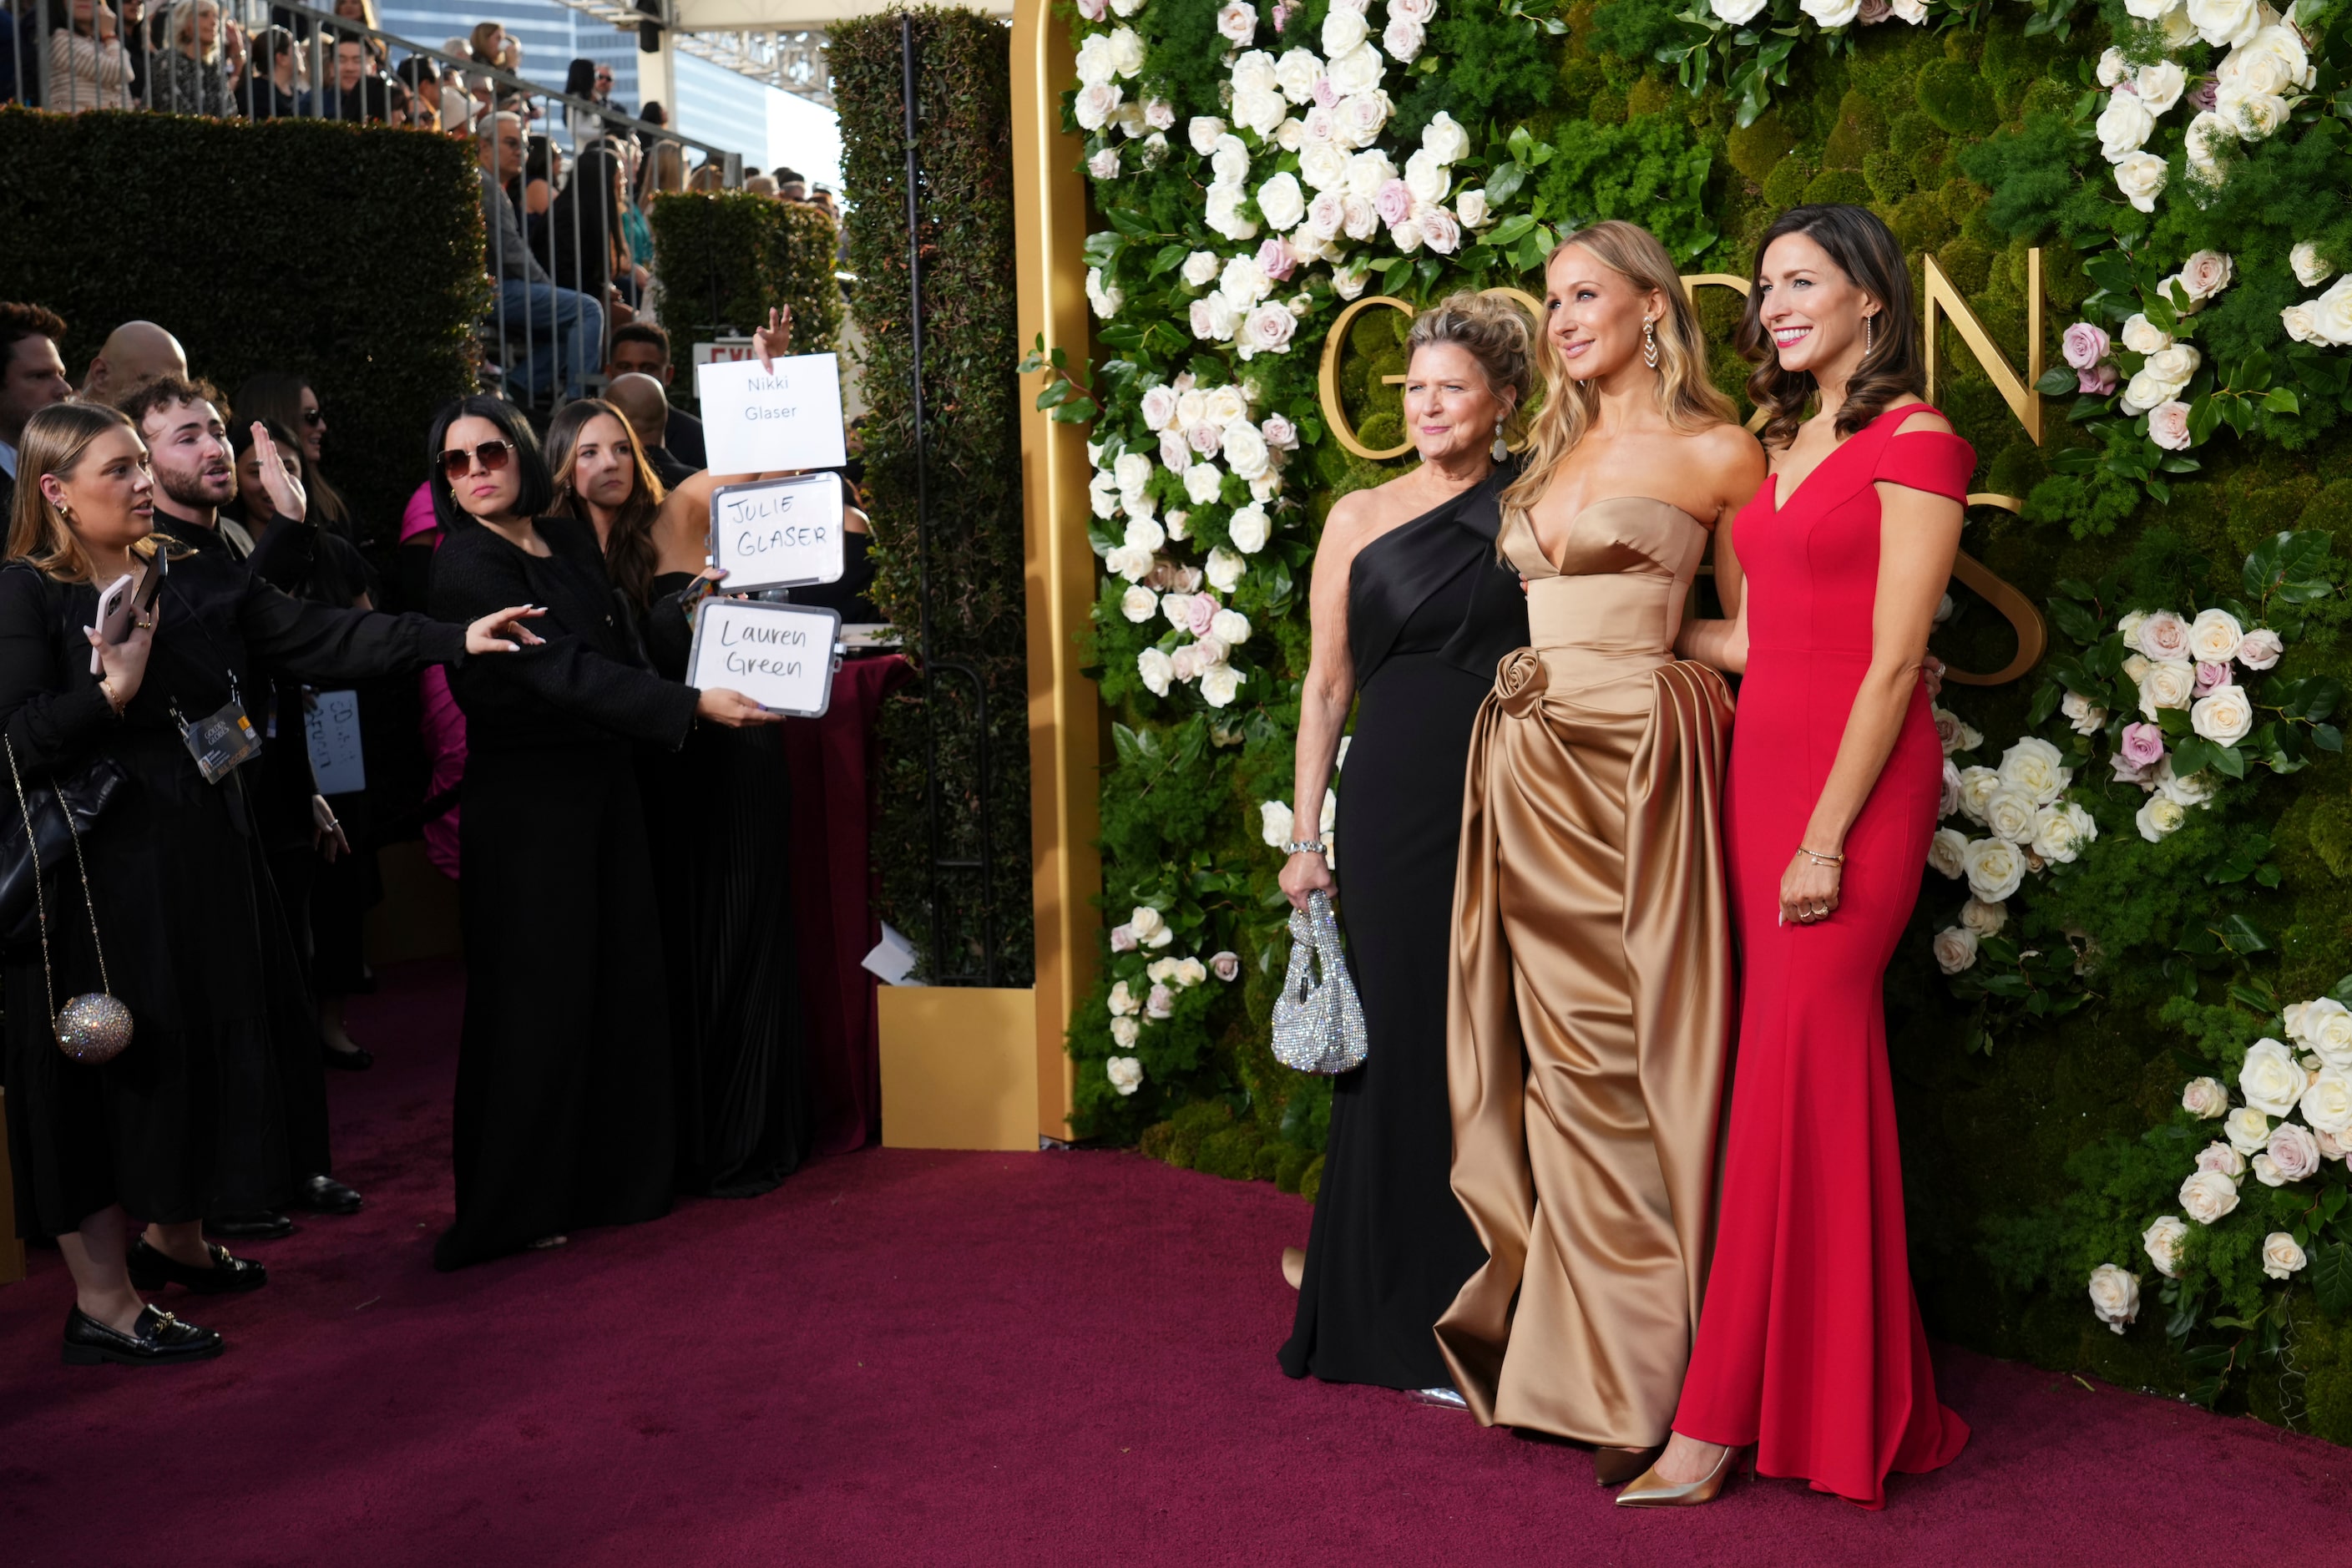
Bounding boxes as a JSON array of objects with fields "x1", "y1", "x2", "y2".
[{"x1": 1279, "y1": 469, "x2": 1530, "y2": 1390}]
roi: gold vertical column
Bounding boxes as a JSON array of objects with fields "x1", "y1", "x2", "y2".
[{"x1": 1013, "y1": 0, "x2": 1099, "y2": 1141}]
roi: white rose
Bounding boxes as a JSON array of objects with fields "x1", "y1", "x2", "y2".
[
  {"x1": 1112, "y1": 452, "x2": 1153, "y2": 498},
  {"x1": 1075, "y1": 82, "x2": 1124, "y2": 133},
  {"x1": 1105, "y1": 1055, "x2": 1143, "y2": 1095},
  {"x1": 2183, "y1": 1075, "x2": 2231, "y2": 1118},
  {"x1": 1274, "y1": 46, "x2": 1323, "y2": 103},
  {"x1": 1120, "y1": 584, "x2": 1159, "y2": 624},
  {"x1": 1159, "y1": 430, "x2": 1191, "y2": 471},
  {"x1": 1122, "y1": 515, "x2": 1165, "y2": 554},
  {"x1": 1137, "y1": 646, "x2": 1174, "y2": 695},
  {"x1": 2112, "y1": 152, "x2": 2168, "y2": 214},
  {"x1": 1232, "y1": 83, "x2": 1287, "y2": 138},
  {"x1": 2188, "y1": 607, "x2": 2243, "y2": 664},
  {"x1": 2186, "y1": 0, "x2": 2259, "y2": 48},
  {"x1": 1257, "y1": 172, "x2": 1307, "y2": 230},
  {"x1": 1962, "y1": 837, "x2": 2026, "y2": 903},
  {"x1": 1333, "y1": 89, "x2": 1392, "y2": 149},
  {"x1": 1800, "y1": 0, "x2": 1861, "y2": 23},
  {"x1": 1106, "y1": 23, "x2": 1145, "y2": 76},
  {"x1": 2292, "y1": 242, "x2": 2334, "y2": 287},
  {"x1": 1188, "y1": 116, "x2": 1227, "y2": 156},
  {"x1": 1204, "y1": 386, "x2": 1248, "y2": 423},
  {"x1": 2191, "y1": 685, "x2": 2253, "y2": 746},
  {"x1": 1210, "y1": 609, "x2": 1251, "y2": 645},
  {"x1": 1109, "y1": 1016, "x2": 1140, "y2": 1048},
  {"x1": 2235, "y1": 22, "x2": 2315, "y2": 91},
  {"x1": 1219, "y1": 252, "x2": 1273, "y2": 307},
  {"x1": 1320, "y1": 4, "x2": 1368, "y2": 55},
  {"x1": 2144, "y1": 346, "x2": 2200, "y2": 395},
  {"x1": 1210, "y1": 133, "x2": 1252, "y2": 188},
  {"x1": 1107, "y1": 978, "x2": 1141, "y2": 1015},
  {"x1": 2134, "y1": 795, "x2": 2187, "y2": 842},
  {"x1": 2120, "y1": 368, "x2": 2176, "y2": 417},
  {"x1": 1889, "y1": 0, "x2": 1927, "y2": 19},
  {"x1": 1388, "y1": 216, "x2": 1424, "y2": 254},
  {"x1": 1105, "y1": 543, "x2": 1156, "y2": 581},
  {"x1": 1204, "y1": 185, "x2": 1258, "y2": 242},
  {"x1": 1222, "y1": 422, "x2": 1271, "y2": 479},
  {"x1": 1933, "y1": 926, "x2": 1980, "y2": 975},
  {"x1": 2144, "y1": 1215, "x2": 2190, "y2": 1277},
  {"x1": 1325, "y1": 40, "x2": 1384, "y2": 96},
  {"x1": 2298, "y1": 998, "x2": 2352, "y2": 1066},
  {"x1": 1343, "y1": 148, "x2": 1397, "y2": 198},
  {"x1": 1175, "y1": 956, "x2": 1208, "y2": 988},
  {"x1": 2158, "y1": 762, "x2": 2216, "y2": 807},
  {"x1": 2216, "y1": 83, "x2": 2289, "y2": 139},
  {"x1": 1227, "y1": 504, "x2": 1271, "y2": 554},
  {"x1": 1182, "y1": 462, "x2": 1227, "y2": 506},
  {"x1": 1206, "y1": 545, "x2": 1246, "y2": 593},
  {"x1": 2224, "y1": 1104, "x2": 2273, "y2": 1156},
  {"x1": 1956, "y1": 766, "x2": 2000, "y2": 824},
  {"x1": 1259, "y1": 798, "x2": 1294, "y2": 847},
  {"x1": 2196, "y1": 1141, "x2": 2247, "y2": 1178},
  {"x1": 2096, "y1": 91, "x2": 2157, "y2": 163},
  {"x1": 1712, "y1": 0, "x2": 1768, "y2": 19},
  {"x1": 1402, "y1": 148, "x2": 1450, "y2": 206},
  {"x1": 2252, "y1": 1151, "x2": 2281, "y2": 1185},
  {"x1": 2310, "y1": 276, "x2": 2352, "y2": 346},
  {"x1": 2263, "y1": 1232, "x2": 2309, "y2": 1279},
  {"x1": 2178, "y1": 1168, "x2": 2242, "y2": 1225},
  {"x1": 2119, "y1": 313, "x2": 2172, "y2": 357},
  {"x1": 1419, "y1": 205, "x2": 1462, "y2": 256},
  {"x1": 2122, "y1": 0, "x2": 2169, "y2": 18},
  {"x1": 1189, "y1": 291, "x2": 1241, "y2": 342},
  {"x1": 1142, "y1": 387, "x2": 1183, "y2": 434},
  {"x1": 1418, "y1": 109, "x2": 1471, "y2": 168},
  {"x1": 2097, "y1": 46, "x2": 2132, "y2": 87},
  {"x1": 1129, "y1": 905, "x2": 1172, "y2": 948},
  {"x1": 1925, "y1": 827, "x2": 1970, "y2": 879},
  {"x1": 1984, "y1": 786, "x2": 2041, "y2": 846},
  {"x1": 2267, "y1": 1120, "x2": 2323, "y2": 1183},
  {"x1": 2088, "y1": 1263, "x2": 2140, "y2": 1335},
  {"x1": 2185, "y1": 110, "x2": 2235, "y2": 184},
  {"x1": 1997, "y1": 736, "x2": 2069, "y2": 806},
  {"x1": 1381, "y1": 13, "x2": 1424, "y2": 59},
  {"x1": 1199, "y1": 662, "x2": 1245, "y2": 708},
  {"x1": 1388, "y1": 0, "x2": 1434, "y2": 18},
  {"x1": 2174, "y1": 250, "x2": 2234, "y2": 304},
  {"x1": 2137, "y1": 659, "x2": 2198, "y2": 718},
  {"x1": 1180, "y1": 250, "x2": 1222, "y2": 289},
  {"x1": 1960, "y1": 897, "x2": 2006, "y2": 937},
  {"x1": 2299, "y1": 1069, "x2": 2352, "y2": 1134},
  {"x1": 1240, "y1": 304, "x2": 1297, "y2": 355},
  {"x1": 1216, "y1": 0, "x2": 1258, "y2": 43},
  {"x1": 1143, "y1": 99, "x2": 1174, "y2": 130},
  {"x1": 2031, "y1": 802, "x2": 2097, "y2": 864},
  {"x1": 1454, "y1": 187, "x2": 1489, "y2": 228},
  {"x1": 2136, "y1": 59, "x2": 2187, "y2": 113},
  {"x1": 1075, "y1": 32, "x2": 1117, "y2": 87},
  {"x1": 1334, "y1": 260, "x2": 1370, "y2": 300},
  {"x1": 2240, "y1": 1037, "x2": 2309, "y2": 1116}
]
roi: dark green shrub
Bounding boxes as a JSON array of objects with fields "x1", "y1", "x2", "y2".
[{"x1": 646, "y1": 192, "x2": 845, "y2": 409}]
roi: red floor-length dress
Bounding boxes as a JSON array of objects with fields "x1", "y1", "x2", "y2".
[{"x1": 1672, "y1": 403, "x2": 1972, "y2": 1509}]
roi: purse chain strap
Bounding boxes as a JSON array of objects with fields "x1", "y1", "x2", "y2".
[{"x1": 4, "y1": 734, "x2": 114, "y2": 1021}]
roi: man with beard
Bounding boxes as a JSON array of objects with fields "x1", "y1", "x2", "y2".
[
  {"x1": 0, "y1": 302, "x2": 74, "y2": 518},
  {"x1": 115, "y1": 377, "x2": 367, "y2": 1241}
]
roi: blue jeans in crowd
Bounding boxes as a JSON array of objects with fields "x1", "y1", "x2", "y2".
[{"x1": 493, "y1": 280, "x2": 604, "y2": 402}]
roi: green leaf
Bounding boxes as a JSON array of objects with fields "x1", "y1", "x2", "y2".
[
  {"x1": 2208, "y1": 743, "x2": 2247, "y2": 779},
  {"x1": 2047, "y1": 596, "x2": 2102, "y2": 645},
  {"x1": 1483, "y1": 160, "x2": 1526, "y2": 207},
  {"x1": 2265, "y1": 387, "x2": 2302, "y2": 416},
  {"x1": 2232, "y1": 347, "x2": 2274, "y2": 392},
  {"x1": 2314, "y1": 1242, "x2": 2352, "y2": 1320},
  {"x1": 2083, "y1": 251, "x2": 2135, "y2": 296},
  {"x1": 2036, "y1": 364, "x2": 2081, "y2": 397},
  {"x1": 2217, "y1": 913, "x2": 2271, "y2": 953},
  {"x1": 2315, "y1": 723, "x2": 2344, "y2": 753},
  {"x1": 1484, "y1": 212, "x2": 1539, "y2": 248}
]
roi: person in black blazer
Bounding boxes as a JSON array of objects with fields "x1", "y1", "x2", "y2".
[{"x1": 422, "y1": 396, "x2": 774, "y2": 1271}]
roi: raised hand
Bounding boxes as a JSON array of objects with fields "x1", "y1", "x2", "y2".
[
  {"x1": 753, "y1": 305, "x2": 793, "y2": 372},
  {"x1": 250, "y1": 422, "x2": 307, "y2": 523}
]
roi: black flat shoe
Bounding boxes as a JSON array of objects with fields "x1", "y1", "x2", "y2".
[
  {"x1": 127, "y1": 1240, "x2": 268, "y2": 1295},
  {"x1": 291, "y1": 1173, "x2": 364, "y2": 1215},
  {"x1": 208, "y1": 1211, "x2": 295, "y2": 1240},
  {"x1": 321, "y1": 1045, "x2": 374, "y2": 1071},
  {"x1": 63, "y1": 1304, "x2": 224, "y2": 1366}
]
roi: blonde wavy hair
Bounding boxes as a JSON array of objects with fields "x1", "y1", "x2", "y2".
[
  {"x1": 7, "y1": 402, "x2": 169, "y2": 584},
  {"x1": 1404, "y1": 291, "x2": 1536, "y2": 445},
  {"x1": 1501, "y1": 220, "x2": 1736, "y2": 535}
]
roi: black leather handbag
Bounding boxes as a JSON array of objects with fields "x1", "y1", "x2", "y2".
[{"x1": 0, "y1": 752, "x2": 125, "y2": 948}]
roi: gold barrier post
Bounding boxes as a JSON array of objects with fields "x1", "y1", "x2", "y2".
[{"x1": 1013, "y1": 0, "x2": 1099, "y2": 1142}]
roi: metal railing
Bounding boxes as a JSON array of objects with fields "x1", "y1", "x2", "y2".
[{"x1": 3, "y1": 0, "x2": 748, "y2": 408}]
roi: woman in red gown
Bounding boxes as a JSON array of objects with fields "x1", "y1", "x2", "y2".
[{"x1": 1622, "y1": 204, "x2": 1971, "y2": 1509}]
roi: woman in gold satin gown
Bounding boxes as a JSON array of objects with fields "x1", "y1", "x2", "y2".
[{"x1": 1435, "y1": 220, "x2": 1766, "y2": 1482}]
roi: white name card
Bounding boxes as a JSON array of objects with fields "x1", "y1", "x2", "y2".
[
  {"x1": 693, "y1": 352, "x2": 848, "y2": 477},
  {"x1": 685, "y1": 599, "x2": 842, "y2": 717},
  {"x1": 304, "y1": 688, "x2": 366, "y2": 796},
  {"x1": 708, "y1": 473, "x2": 845, "y2": 592}
]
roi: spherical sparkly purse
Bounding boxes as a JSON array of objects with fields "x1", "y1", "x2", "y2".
[{"x1": 5, "y1": 736, "x2": 132, "y2": 1064}]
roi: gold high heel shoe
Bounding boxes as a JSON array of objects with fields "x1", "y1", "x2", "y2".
[
  {"x1": 1591, "y1": 1445, "x2": 1664, "y2": 1488},
  {"x1": 1615, "y1": 1443, "x2": 1746, "y2": 1507}
]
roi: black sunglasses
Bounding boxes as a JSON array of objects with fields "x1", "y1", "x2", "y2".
[
  {"x1": 301, "y1": 407, "x2": 325, "y2": 426},
  {"x1": 441, "y1": 439, "x2": 514, "y2": 478}
]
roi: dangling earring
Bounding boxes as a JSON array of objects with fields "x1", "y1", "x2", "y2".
[
  {"x1": 1641, "y1": 318, "x2": 1659, "y2": 370},
  {"x1": 1863, "y1": 313, "x2": 1876, "y2": 356},
  {"x1": 1490, "y1": 418, "x2": 1508, "y2": 463}
]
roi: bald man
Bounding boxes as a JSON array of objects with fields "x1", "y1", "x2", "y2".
[
  {"x1": 80, "y1": 320, "x2": 188, "y2": 404},
  {"x1": 606, "y1": 372, "x2": 696, "y2": 490}
]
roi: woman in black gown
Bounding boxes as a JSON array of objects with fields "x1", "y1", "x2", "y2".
[
  {"x1": 2, "y1": 404, "x2": 535, "y2": 1363},
  {"x1": 542, "y1": 397, "x2": 815, "y2": 1197},
  {"x1": 425, "y1": 397, "x2": 776, "y2": 1270},
  {"x1": 1277, "y1": 295, "x2": 1533, "y2": 1393}
]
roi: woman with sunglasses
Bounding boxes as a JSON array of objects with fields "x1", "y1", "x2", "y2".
[
  {"x1": 424, "y1": 396, "x2": 775, "y2": 1270},
  {"x1": 232, "y1": 375, "x2": 357, "y2": 543},
  {"x1": 1, "y1": 404, "x2": 539, "y2": 1365}
]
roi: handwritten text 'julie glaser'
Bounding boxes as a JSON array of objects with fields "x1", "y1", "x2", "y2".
[{"x1": 716, "y1": 618, "x2": 811, "y2": 679}]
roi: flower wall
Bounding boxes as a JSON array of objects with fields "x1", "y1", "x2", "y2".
[{"x1": 1052, "y1": 0, "x2": 2352, "y2": 1438}]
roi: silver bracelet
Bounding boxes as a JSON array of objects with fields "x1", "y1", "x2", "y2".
[{"x1": 1284, "y1": 838, "x2": 1327, "y2": 857}]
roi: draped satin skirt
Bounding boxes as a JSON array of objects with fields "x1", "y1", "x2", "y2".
[{"x1": 1437, "y1": 645, "x2": 1734, "y2": 1447}]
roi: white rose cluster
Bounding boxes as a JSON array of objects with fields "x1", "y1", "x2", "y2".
[{"x1": 1929, "y1": 726, "x2": 2092, "y2": 959}]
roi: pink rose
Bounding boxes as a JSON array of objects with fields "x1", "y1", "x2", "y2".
[
  {"x1": 1261, "y1": 412, "x2": 1299, "y2": 450},
  {"x1": 1210, "y1": 950, "x2": 1240, "y2": 981},
  {"x1": 1940, "y1": 758, "x2": 1962, "y2": 818},
  {"x1": 1858, "y1": 0, "x2": 1892, "y2": 21},
  {"x1": 1110, "y1": 923, "x2": 1137, "y2": 951},
  {"x1": 1312, "y1": 74, "x2": 1340, "y2": 109},
  {"x1": 2077, "y1": 365, "x2": 2118, "y2": 395},
  {"x1": 2062, "y1": 321, "x2": 2112, "y2": 370},
  {"x1": 2238, "y1": 628, "x2": 2284, "y2": 670},
  {"x1": 1271, "y1": 0, "x2": 1294, "y2": 30},
  {"x1": 2195, "y1": 660, "x2": 2233, "y2": 695},
  {"x1": 1256, "y1": 236, "x2": 1297, "y2": 281},
  {"x1": 2120, "y1": 721, "x2": 2167, "y2": 767},
  {"x1": 2270, "y1": 1120, "x2": 2323, "y2": 1183},
  {"x1": 1186, "y1": 421, "x2": 1224, "y2": 457},
  {"x1": 2139, "y1": 610, "x2": 2192, "y2": 662},
  {"x1": 2147, "y1": 399, "x2": 2193, "y2": 452},
  {"x1": 1183, "y1": 594, "x2": 1220, "y2": 637},
  {"x1": 1419, "y1": 205, "x2": 1462, "y2": 255},
  {"x1": 1077, "y1": 0, "x2": 1105, "y2": 16},
  {"x1": 2188, "y1": 76, "x2": 2218, "y2": 112},
  {"x1": 2111, "y1": 752, "x2": 2155, "y2": 787},
  {"x1": 1146, "y1": 983, "x2": 1175, "y2": 1019},
  {"x1": 1374, "y1": 178, "x2": 1414, "y2": 227},
  {"x1": 1169, "y1": 642, "x2": 1206, "y2": 682}
]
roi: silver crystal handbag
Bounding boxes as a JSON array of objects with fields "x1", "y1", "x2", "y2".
[{"x1": 1270, "y1": 890, "x2": 1368, "y2": 1075}]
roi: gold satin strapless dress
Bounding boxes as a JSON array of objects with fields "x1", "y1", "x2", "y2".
[{"x1": 1434, "y1": 497, "x2": 1736, "y2": 1449}]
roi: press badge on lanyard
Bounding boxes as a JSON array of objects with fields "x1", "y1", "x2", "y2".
[{"x1": 174, "y1": 678, "x2": 262, "y2": 785}]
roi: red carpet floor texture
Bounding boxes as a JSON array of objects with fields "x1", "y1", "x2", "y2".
[{"x1": 5, "y1": 959, "x2": 2352, "y2": 1566}]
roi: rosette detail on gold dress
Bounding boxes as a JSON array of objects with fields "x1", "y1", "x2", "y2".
[{"x1": 1435, "y1": 496, "x2": 1736, "y2": 1448}]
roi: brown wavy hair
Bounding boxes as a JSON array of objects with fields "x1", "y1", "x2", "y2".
[
  {"x1": 7, "y1": 402, "x2": 173, "y2": 582},
  {"x1": 1502, "y1": 220, "x2": 1736, "y2": 539},
  {"x1": 544, "y1": 397, "x2": 665, "y2": 609},
  {"x1": 1737, "y1": 204, "x2": 1925, "y2": 451}
]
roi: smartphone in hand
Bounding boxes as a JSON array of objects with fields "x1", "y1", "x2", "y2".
[{"x1": 89, "y1": 572, "x2": 135, "y2": 675}]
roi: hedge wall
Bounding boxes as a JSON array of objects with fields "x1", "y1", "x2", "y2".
[
  {"x1": 647, "y1": 192, "x2": 846, "y2": 409},
  {"x1": 833, "y1": 9, "x2": 1034, "y2": 985},
  {"x1": 0, "y1": 108, "x2": 483, "y2": 541},
  {"x1": 1060, "y1": 0, "x2": 2352, "y2": 1441}
]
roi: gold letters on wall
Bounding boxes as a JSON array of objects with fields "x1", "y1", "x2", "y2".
[{"x1": 1312, "y1": 255, "x2": 2050, "y2": 685}]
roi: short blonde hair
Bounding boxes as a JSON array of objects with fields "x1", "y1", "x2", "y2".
[{"x1": 1405, "y1": 291, "x2": 1535, "y2": 433}]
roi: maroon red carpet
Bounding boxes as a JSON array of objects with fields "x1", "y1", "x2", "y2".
[{"x1": 3, "y1": 959, "x2": 2348, "y2": 1565}]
